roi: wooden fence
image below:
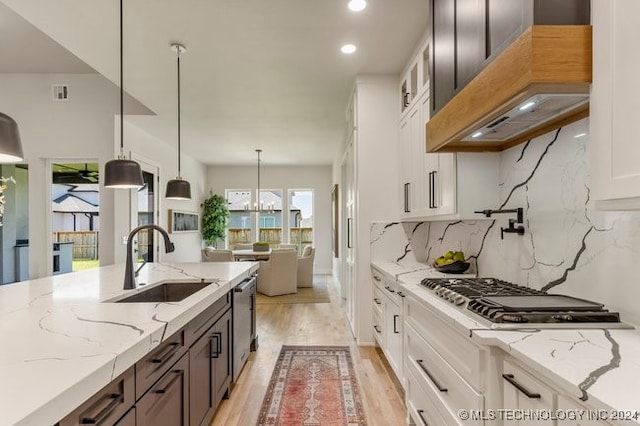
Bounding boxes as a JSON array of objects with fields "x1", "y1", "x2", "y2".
[
  {"x1": 228, "y1": 227, "x2": 312, "y2": 250},
  {"x1": 53, "y1": 231, "x2": 98, "y2": 260}
]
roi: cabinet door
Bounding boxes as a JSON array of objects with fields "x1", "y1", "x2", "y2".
[
  {"x1": 556, "y1": 395, "x2": 609, "y2": 426},
  {"x1": 503, "y1": 359, "x2": 555, "y2": 426},
  {"x1": 456, "y1": 0, "x2": 486, "y2": 88},
  {"x1": 189, "y1": 326, "x2": 216, "y2": 426},
  {"x1": 137, "y1": 354, "x2": 189, "y2": 426},
  {"x1": 384, "y1": 296, "x2": 403, "y2": 380},
  {"x1": 212, "y1": 308, "x2": 232, "y2": 407},
  {"x1": 399, "y1": 114, "x2": 413, "y2": 217},
  {"x1": 590, "y1": 0, "x2": 640, "y2": 205},
  {"x1": 431, "y1": 0, "x2": 456, "y2": 114},
  {"x1": 487, "y1": 0, "x2": 527, "y2": 57}
]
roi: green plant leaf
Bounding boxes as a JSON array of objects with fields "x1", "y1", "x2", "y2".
[{"x1": 200, "y1": 192, "x2": 230, "y2": 246}]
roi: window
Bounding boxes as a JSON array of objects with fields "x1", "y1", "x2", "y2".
[
  {"x1": 289, "y1": 189, "x2": 313, "y2": 253},
  {"x1": 258, "y1": 189, "x2": 282, "y2": 247},
  {"x1": 226, "y1": 189, "x2": 252, "y2": 247}
]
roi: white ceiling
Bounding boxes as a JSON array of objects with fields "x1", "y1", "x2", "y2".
[{"x1": 0, "y1": 0, "x2": 429, "y2": 166}]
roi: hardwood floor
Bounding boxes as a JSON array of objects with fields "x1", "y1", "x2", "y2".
[{"x1": 211, "y1": 274, "x2": 407, "y2": 426}]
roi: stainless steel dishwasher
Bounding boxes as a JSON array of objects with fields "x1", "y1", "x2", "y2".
[{"x1": 232, "y1": 274, "x2": 257, "y2": 382}]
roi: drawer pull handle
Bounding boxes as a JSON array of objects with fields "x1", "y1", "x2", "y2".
[
  {"x1": 151, "y1": 342, "x2": 180, "y2": 364},
  {"x1": 154, "y1": 369, "x2": 183, "y2": 394},
  {"x1": 417, "y1": 409, "x2": 429, "y2": 425},
  {"x1": 416, "y1": 359, "x2": 447, "y2": 392},
  {"x1": 374, "y1": 298, "x2": 382, "y2": 305},
  {"x1": 384, "y1": 286, "x2": 396, "y2": 293},
  {"x1": 393, "y1": 314, "x2": 400, "y2": 334},
  {"x1": 397, "y1": 291, "x2": 406, "y2": 298},
  {"x1": 374, "y1": 325, "x2": 381, "y2": 333},
  {"x1": 80, "y1": 392, "x2": 123, "y2": 424},
  {"x1": 373, "y1": 275, "x2": 381, "y2": 282},
  {"x1": 502, "y1": 374, "x2": 541, "y2": 399},
  {"x1": 211, "y1": 332, "x2": 222, "y2": 358}
]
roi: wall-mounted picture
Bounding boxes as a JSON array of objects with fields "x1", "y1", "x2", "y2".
[{"x1": 168, "y1": 209, "x2": 199, "y2": 233}]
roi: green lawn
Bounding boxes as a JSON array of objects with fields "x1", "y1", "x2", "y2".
[{"x1": 73, "y1": 259, "x2": 100, "y2": 271}]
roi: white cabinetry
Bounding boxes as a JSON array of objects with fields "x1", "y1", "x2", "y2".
[
  {"x1": 502, "y1": 358, "x2": 556, "y2": 426},
  {"x1": 399, "y1": 37, "x2": 499, "y2": 221},
  {"x1": 371, "y1": 267, "x2": 404, "y2": 382},
  {"x1": 556, "y1": 395, "x2": 610, "y2": 426},
  {"x1": 404, "y1": 291, "x2": 488, "y2": 425},
  {"x1": 340, "y1": 76, "x2": 398, "y2": 344},
  {"x1": 590, "y1": 0, "x2": 640, "y2": 208}
]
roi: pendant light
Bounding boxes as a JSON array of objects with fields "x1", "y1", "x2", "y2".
[
  {"x1": 165, "y1": 43, "x2": 192, "y2": 200},
  {"x1": 241, "y1": 149, "x2": 274, "y2": 213},
  {"x1": 0, "y1": 112, "x2": 24, "y2": 163},
  {"x1": 104, "y1": 0, "x2": 144, "y2": 189}
]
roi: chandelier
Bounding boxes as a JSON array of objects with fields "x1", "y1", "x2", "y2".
[{"x1": 243, "y1": 149, "x2": 274, "y2": 213}]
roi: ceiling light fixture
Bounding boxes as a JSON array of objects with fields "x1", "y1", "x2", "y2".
[
  {"x1": 0, "y1": 112, "x2": 24, "y2": 162},
  {"x1": 519, "y1": 101, "x2": 536, "y2": 111},
  {"x1": 165, "y1": 43, "x2": 192, "y2": 200},
  {"x1": 104, "y1": 0, "x2": 144, "y2": 189},
  {"x1": 574, "y1": 132, "x2": 587, "y2": 138},
  {"x1": 348, "y1": 0, "x2": 367, "y2": 12},
  {"x1": 341, "y1": 44, "x2": 357, "y2": 54},
  {"x1": 471, "y1": 131, "x2": 483, "y2": 138},
  {"x1": 243, "y1": 149, "x2": 274, "y2": 213}
]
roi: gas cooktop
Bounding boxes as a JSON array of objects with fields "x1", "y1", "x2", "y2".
[{"x1": 419, "y1": 277, "x2": 632, "y2": 329}]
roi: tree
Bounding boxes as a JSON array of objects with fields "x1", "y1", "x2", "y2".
[{"x1": 201, "y1": 192, "x2": 230, "y2": 247}]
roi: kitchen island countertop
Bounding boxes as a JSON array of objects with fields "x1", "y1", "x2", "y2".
[{"x1": 0, "y1": 261, "x2": 258, "y2": 426}]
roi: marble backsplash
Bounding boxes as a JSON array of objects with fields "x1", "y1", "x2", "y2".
[{"x1": 371, "y1": 118, "x2": 640, "y2": 327}]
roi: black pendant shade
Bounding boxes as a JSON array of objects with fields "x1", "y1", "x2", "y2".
[
  {"x1": 104, "y1": 0, "x2": 144, "y2": 189},
  {"x1": 165, "y1": 43, "x2": 191, "y2": 200},
  {"x1": 0, "y1": 112, "x2": 24, "y2": 163},
  {"x1": 166, "y1": 178, "x2": 192, "y2": 200},
  {"x1": 104, "y1": 158, "x2": 144, "y2": 189}
]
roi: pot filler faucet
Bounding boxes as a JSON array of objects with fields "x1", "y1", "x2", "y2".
[
  {"x1": 474, "y1": 207, "x2": 525, "y2": 240},
  {"x1": 124, "y1": 224, "x2": 175, "y2": 290}
]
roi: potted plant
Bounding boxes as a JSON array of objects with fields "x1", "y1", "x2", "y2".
[
  {"x1": 252, "y1": 241, "x2": 270, "y2": 252},
  {"x1": 201, "y1": 192, "x2": 230, "y2": 247}
]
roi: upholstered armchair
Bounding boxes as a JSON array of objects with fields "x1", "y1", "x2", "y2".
[
  {"x1": 201, "y1": 247, "x2": 234, "y2": 262},
  {"x1": 257, "y1": 249, "x2": 298, "y2": 296},
  {"x1": 232, "y1": 243, "x2": 254, "y2": 250},
  {"x1": 297, "y1": 245, "x2": 315, "y2": 287}
]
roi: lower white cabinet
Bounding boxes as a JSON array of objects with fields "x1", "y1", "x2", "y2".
[
  {"x1": 371, "y1": 267, "x2": 404, "y2": 382},
  {"x1": 556, "y1": 395, "x2": 610, "y2": 426},
  {"x1": 502, "y1": 358, "x2": 556, "y2": 426}
]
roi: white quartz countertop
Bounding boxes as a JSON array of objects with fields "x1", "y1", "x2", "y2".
[
  {"x1": 0, "y1": 261, "x2": 258, "y2": 426},
  {"x1": 373, "y1": 261, "x2": 640, "y2": 424}
]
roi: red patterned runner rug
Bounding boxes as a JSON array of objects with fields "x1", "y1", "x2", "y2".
[{"x1": 257, "y1": 345, "x2": 367, "y2": 425}]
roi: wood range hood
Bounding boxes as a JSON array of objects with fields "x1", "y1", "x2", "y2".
[{"x1": 426, "y1": 25, "x2": 592, "y2": 153}]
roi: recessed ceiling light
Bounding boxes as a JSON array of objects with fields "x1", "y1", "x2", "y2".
[
  {"x1": 341, "y1": 44, "x2": 357, "y2": 54},
  {"x1": 574, "y1": 132, "x2": 587, "y2": 138},
  {"x1": 519, "y1": 101, "x2": 536, "y2": 111},
  {"x1": 348, "y1": 0, "x2": 367, "y2": 12},
  {"x1": 471, "y1": 131, "x2": 483, "y2": 138}
]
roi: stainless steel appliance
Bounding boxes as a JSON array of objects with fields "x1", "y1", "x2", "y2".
[
  {"x1": 420, "y1": 277, "x2": 632, "y2": 329},
  {"x1": 232, "y1": 275, "x2": 257, "y2": 382}
]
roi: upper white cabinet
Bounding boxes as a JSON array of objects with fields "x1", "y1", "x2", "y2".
[
  {"x1": 399, "y1": 32, "x2": 499, "y2": 221},
  {"x1": 590, "y1": 0, "x2": 640, "y2": 208}
]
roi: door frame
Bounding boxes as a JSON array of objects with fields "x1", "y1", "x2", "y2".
[{"x1": 130, "y1": 153, "x2": 162, "y2": 262}]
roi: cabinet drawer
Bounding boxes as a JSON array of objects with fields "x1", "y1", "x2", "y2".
[
  {"x1": 373, "y1": 309, "x2": 384, "y2": 347},
  {"x1": 373, "y1": 285, "x2": 384, "y2": 317},
  {"x1": 406, "y1": 363, "x2": 460, "y2": 426},
  {"x1": 371, "y1": 267, "x2": 384, "y2": 286},
  {"x1": 503, "y1": 358, "x2": 556, "y2": 422},
  {"x1": 136, "y1": 329, "x2": 188, "y2": 399},
  {"x1": 406, "y1": 323, "x2": 483, "y2": 422},
  {"x1": 136, "y1": 353, "x2": 189, "y2": 426},
  {"x1": 557, "y1": 395, "x2": 610, "y2": 426},
  {"x1": 185, "y1": 291, "x2": 231, "y2": 347},
  {"x1": 59, "y1": 367, "x2": 135, "y2": 426},
  {"x1": 405, "y1": 293, "x2": 485, "y2": 389}
]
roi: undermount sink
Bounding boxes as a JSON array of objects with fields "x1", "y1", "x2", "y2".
[{"x1": 111, "y1": 281, "x2": 214, "y2": 303}]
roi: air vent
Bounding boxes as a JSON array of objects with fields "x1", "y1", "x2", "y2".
[{"x1": 52, "y1": 84, "x2": 69, "y2": 101}]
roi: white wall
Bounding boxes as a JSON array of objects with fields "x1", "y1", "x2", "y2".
[
  {"x1": 207, "y1": 165, "x2": 333, "y2": 273},
  {"x1": 0, "y1": 73, "x2": 208, "y2": 279}
]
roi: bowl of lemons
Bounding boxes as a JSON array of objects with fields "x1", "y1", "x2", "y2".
[{"x1": 433, "y1": 251, "x2": 470, "y2": 274}]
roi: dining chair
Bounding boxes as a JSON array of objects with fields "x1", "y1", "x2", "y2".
[
  {"x1": 201, "y1": 247, "x2": 234, "y2": 262},
  {"x1": 256, "y1": 249, "x2": 297, "y2": 296},
  {"x1": 296, "y1": 245, "x2": 315, "y2": 287}
]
